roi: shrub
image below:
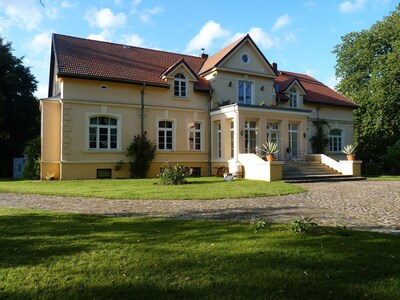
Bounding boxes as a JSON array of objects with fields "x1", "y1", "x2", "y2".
[
  {"x1": 159, "y1": 163, "x2": 190, "y2": 185},
  {"x1": 291, "y1": 217, "x2": 318, "y2": 234},
  {"x1": 126, "y1": 134, "x2": 156, "y2": 178},
  {"x1": 22, "y1": 136, "x2": 41, "y2": 180},
  {"x1": 249, "y1": 219, "x2": 272, "y2": 233},
  {"x1": 310, "y1": 119, "x2": 329, "y2": 154}
]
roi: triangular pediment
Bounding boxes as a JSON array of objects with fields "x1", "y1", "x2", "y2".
[{"x1": 200, "y1": 35, "x2": 277, "y2": 78}]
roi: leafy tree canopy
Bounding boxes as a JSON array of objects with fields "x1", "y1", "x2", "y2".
[
  {"x1": 333, "y1": 4, "x2": 400, "y2": 166},
  {"x1": 0, "y1": 36, "x2": 39, "y2": 177}
]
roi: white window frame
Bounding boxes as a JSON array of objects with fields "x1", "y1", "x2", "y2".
[
  {"x1": 174, "y1": 73, "x2": 187, "y2": 98},
  {"x1": 230, "y1": 120, "x2": 234, "y2": 158},
  {"x1": 289, "y1": 88, "x2": 298, "y2": 108},
  {"x1": 86, "y1": 113, "x2": 122, "y2": 151},
  {"x1": 157, "y1": 119, "x2": 175, "y2": 151},
  {"x1": 216, "y1": 122, "x2": 222, "y2": 159},
  {"x1": 238, "y1": 80, "x2": 253, "y2": 105},
  {"x1": 188, "y1": 121, "x2": 203, "y2": 151},
  {"x1": 245, "y1": 120, "x2": 257, "y2": 153},
  {"x1": 329, "y1": 128, "x2": 344, "y2": 153}
]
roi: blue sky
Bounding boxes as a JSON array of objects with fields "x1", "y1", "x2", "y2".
[{"x1": 0, "y1": 0, "x2": 396, "y2": 98}]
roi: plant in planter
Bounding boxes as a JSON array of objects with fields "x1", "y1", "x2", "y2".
[
  {"x1": 262, "y1": 141, "x2": 278, "y2": 162},
  {"x1": 342, "y1": 144, "x2": 356, "y2": 160}
]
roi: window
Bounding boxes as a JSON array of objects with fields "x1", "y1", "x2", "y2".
[
  {"x1": 158, "y1": 121, "x2": 173, "y2": 150},
  {"x1": 289, "y1": 88, "x2": 298, "y2": 108},
  {"x1": 97, "y1": 169, "x2": 112, "y2": 179},
  {"x1": 241, "y1": 53, "x2": 250, "y2": 64},
  {"x1": 216, "y1": 122, "x2": 221, "y2": 158},
  {"x1": 245, "y1": 121, "x2": 257, "y2": 153},
  {"x1": 329, "y1": 129, "x2": 343, "y2": 152},
  {"x1": 89, "y1": 116, "x2": 118, "y2": 150},
  {"x1": 238, "y1": 81, "x2": 252, "y2": 104},
  {"x1": 188, "y1": 122, "x2": 202, "y2": 150},
  {"x1": 174, "y1": 73, "x2": 187, "y2": 97},
  {"x1": 230, "y1": 121, "x2": 234, "y2": 158}
]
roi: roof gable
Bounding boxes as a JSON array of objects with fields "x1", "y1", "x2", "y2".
[
  {"x1": 160, "y1": 58, "x2": 199, "y2": 81},
  {"x1": 275, "y1": 71, "x2": 358, "y2": 108},
  {"x1": 199, "y1": 34, "x2": 278, "y2": 77}
]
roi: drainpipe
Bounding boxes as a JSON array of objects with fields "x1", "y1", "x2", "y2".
[
  {"x1": 140, "y1": 83, "x2": 146, "y2": 136},
  {"x1": 207, "y1": 88, "x2": 214, "y2": 176}
]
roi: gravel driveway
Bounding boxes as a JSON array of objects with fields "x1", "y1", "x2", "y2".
[{"x1": 0, "y1": 180, "x2": 399, "y2": 233}]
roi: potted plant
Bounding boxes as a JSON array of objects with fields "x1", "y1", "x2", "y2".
[
  {"x1": 342, "y1": 144, "x2": 356, "y2": 160},
  {"x1": 262, "y1": 141, "x2": 278, "y2": 162}
]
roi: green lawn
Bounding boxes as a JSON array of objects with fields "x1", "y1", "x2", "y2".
[
  {"x1": 0, "y1": 177, "x2": 304, "y2": 200},
  {"x1": 366, "y1": 175, "x2": 400, "y2": 181},
  {"x1": 1, "y1": 208, "x2": 399, "y2": 299}
]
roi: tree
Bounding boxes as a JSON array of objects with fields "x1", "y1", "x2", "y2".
[
  {"x1": 333, "y1": 4, "x2": 400, "y2": 168},
  {"x1": 0, "y1": 36, "x2": 39, "y2": 177}
]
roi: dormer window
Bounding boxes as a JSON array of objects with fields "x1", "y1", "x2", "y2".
[
  {"x1": 174, "y1": 73, "x2": 187, "y2": 97},
  {"x1": 289, "y1": 88, "x2": 298, "y2": 108}
]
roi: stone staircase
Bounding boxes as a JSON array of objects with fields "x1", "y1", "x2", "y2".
[{"x1": 283, "y1": 161, "x2": 366, "y2": 183}]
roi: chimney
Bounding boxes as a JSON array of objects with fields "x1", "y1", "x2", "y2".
[
  {"x1": 272, "y1": 62, "x2": 278, "y2": 73},
  {"x1": 200, "y1": 48, "x2": 208, "y2": 59}
]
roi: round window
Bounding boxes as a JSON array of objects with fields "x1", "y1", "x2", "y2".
[{"x1": 241, "y1": 54, "x2": 250, "y2": 64}]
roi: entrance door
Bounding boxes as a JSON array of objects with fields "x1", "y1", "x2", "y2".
[{"x1": 288, "y1": 123, "x2": 298, "y2": 159}]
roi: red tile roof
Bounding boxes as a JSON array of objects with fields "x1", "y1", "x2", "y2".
[
  {"x1": 51, "y1": 34, "x2": 356, "y2": 108},
  {"x1": 275, "y1": 71, "x2": 357, "y2": 108},
  {"x1": 53, "y1": 34, "x2": 207, "y2": 88}
]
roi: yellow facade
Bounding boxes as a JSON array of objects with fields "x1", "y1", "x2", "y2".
[{"x1": 41, "y1": 35, "x2": 356, "y2": 180}]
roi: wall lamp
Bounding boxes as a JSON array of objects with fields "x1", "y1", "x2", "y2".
[
  {"x1": 303, "y1": 133, "x2": 307, "y2": 138},
  {"x1": 240, "y1": 129, "x2": 244, "y2": 136},
  {"x1": 228, "y1": 81, "x2": 232, "y2": 87},
  {"x1": 261, "y1": 86, "x2": 264, "y2": 91}
]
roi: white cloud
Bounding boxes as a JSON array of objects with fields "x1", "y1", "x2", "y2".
[
  {"x1": 248, "y1": 28, "x2": 275, "y2": 50},
  {"x1": 132, "y1": 0, "x2": 142, "y2": 6},
  {"x1": 35, "y1": 83, "x2": 49, "y2": 99},
  {"x1": 304, "y1": 1, "x2": 316, "y2": 6},
  {"x1": 0, "y1": 0, "x2": 42, "y2": 31},
  {"x1": 87, "y1": 29, "x2": 111, "y2": 42},
  {"x1": 26, "y1": 32, "x2": 52, "y2": 54},
  {"x1": 138, "y1": 6, "x2": 163, "y2": 23},
  {"x1": 86, "y1": 8, "x2": 127, "y2": 29},
  {"x1": 185, "y1": 20, "x2": 230, "y2": 53},
  {"x1": 60, "y1": 1, "x2": 75, "y2": 9},
  {"x1": 272, "y1": 14, "x2": 291, "y2": 32},
  {"x1": 120, "y1": 33, "x2": 145, "y2": 47},
  {"x1": 339, "y1": 0, "x2": 367, "y2": 13}
]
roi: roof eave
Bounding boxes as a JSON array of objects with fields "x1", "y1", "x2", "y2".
[
  {"x1": 58, "y1": 73, "x2": 170, "y2": 88},
  {"x1": 303, "y1": 99, "x2": 358, "y2": 109}
]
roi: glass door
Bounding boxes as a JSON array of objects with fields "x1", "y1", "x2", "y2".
[{"x1": 288, "y1": 123, "x2": 298, "y2": 159}]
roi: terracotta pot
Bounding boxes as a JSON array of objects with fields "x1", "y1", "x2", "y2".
[
  {"x1": 266, "y1": 154, "x2": 275, "y2": 162},
  {"x1": 347, "y1": 154, "x2": 355, "y2": 161}
]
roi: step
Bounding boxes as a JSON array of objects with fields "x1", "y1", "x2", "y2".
[{"x1": 284, "y1": 176, "x2": 366, "y2": 183}]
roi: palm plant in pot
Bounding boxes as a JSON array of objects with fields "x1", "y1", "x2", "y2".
[
  {"x1": 342, "y1": 144, "x2": 356, "y2": 160},
  {"x1": 262, "y1": 141, "x2": 279, "y2": 162}
]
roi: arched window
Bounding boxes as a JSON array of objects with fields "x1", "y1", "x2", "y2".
[
  {"x1": 329, "y1": 129, "x2": 343, "y2": 152},
  {"x1": 89, "y1": 116, "x2": 118, "y2": 150},
  {"x1": 158, "y1": 120, "x2": 173, "y2": 150},
  {"x1": 289, "y1": 88, "x2": 298, "y2": 108},
  {"x1": 188, "y1": 122, "x2": 202, "y2": 150},
  {"x1": 174, "y1": 73, "x2": 187, "y2": 97}
]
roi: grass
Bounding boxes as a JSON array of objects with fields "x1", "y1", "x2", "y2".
[
  {"x1": 1, "y1": 208, "x2": 399, "y2": 299},
  {"x1": 366, "y1": 175, "x2": 400, "y2": 181},
  {"x1": 0, "y1": 177, "x2": 305, "y2": 200}
]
